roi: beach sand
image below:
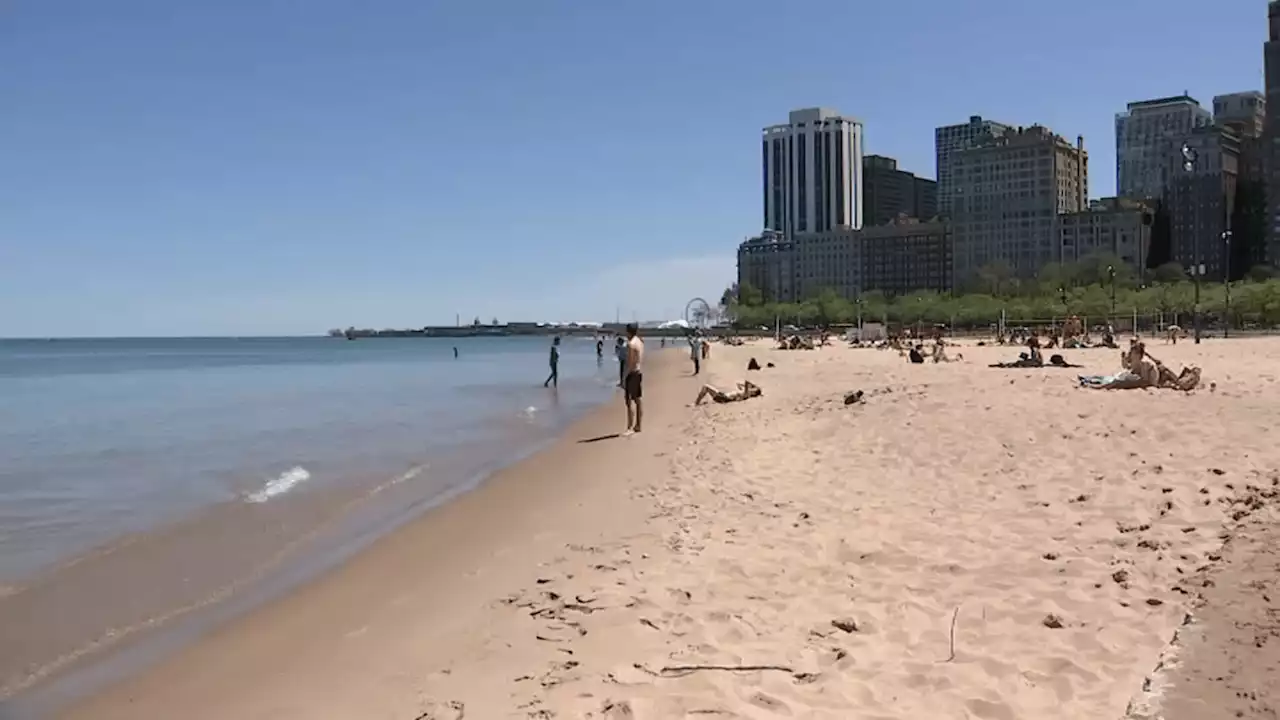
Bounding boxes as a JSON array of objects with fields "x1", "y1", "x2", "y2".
[{"x1": 60, "y1": 336, "x2": 1280, "y2": 719}]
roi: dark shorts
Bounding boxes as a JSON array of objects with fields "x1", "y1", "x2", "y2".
[{"x1": 624, "y1": 370, "x2": 643, "y2": 400}]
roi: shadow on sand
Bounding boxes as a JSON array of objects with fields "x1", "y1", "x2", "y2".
[{"x1": 578, "y1": 433, "x2": 621, "y2": 444}]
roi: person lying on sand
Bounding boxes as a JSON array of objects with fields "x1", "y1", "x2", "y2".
[
  {"x1": 1047, "y1": 354, "x2": 1082, "y2": 368},
  {"x1": 1080, "y1": 365, "x2": 1201, "y2": 391},
  {"x1": 1079, "y1": 341, "x2": 1200, "y2": 390},
  {"x1": 694, "y1": 380, "x2": 762, "y2": 405},
  {"x1": 1156, "y1": 365, "x2": 1202, "y2": 391},
  {"x1": 990, "y1": 334, "x2": 1045, "y2": 368}
]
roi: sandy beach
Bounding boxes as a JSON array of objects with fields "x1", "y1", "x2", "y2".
[{"x1": 58, "y1": 335, "x2": 1280, "y2": 719}]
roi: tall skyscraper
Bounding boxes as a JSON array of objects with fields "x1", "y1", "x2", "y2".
[
  {"x1": 934, "y1": 115, "x2": 1012, "y2": 217},
  {"x1": 1265, "y1": 1, "x2": 1280, "y2": 263},
  {"x1": 762, "y1": 108, "x2": 864, "y2": 239},
  {"x1": 1219, "y1": 92, "x2": 1267, "y2": 272},
  {"x1": 950, "y1": 126, "x2": 1088, "y2": 280},
  {"x1": 1115, "y1": 95, "x2": 1212, "y2": 200},
  {"x1": 1165, "y1": 124, "x2": 1240, "y2": 280}
]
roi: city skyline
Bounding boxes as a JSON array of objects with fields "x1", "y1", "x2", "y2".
[{"x1": 0, "y1": 0, "x2": 1263, "y2": 337}]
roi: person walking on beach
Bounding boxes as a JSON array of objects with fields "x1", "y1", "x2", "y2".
[
  {"x1": 615, "y1": 336, "x2": 627, "y2": 387},
  {"x1": 544, "y1": 336, "x2": 561, "y2": 388},
  {"x1": 688, "y1": 333, "x2": 702, "y2": 375},
  {"x1": 623, "y1": 323, "x2": 644, "y2": 434},
  {"x1": 596, "y1": 338, "x2": 604, "y2": 363}
]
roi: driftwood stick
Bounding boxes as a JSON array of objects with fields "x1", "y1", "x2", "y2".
[
  {"x1": 664, "y1": 663, "x2": 793, "y2": 675},
  {"x1": 637, "y1": 663, "x2": 794, "y2": 678},
  {"x1": 942, "y1": 606, "x2": 960, "y2": 663}
]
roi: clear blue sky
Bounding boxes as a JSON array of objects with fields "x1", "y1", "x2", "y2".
[{"x1": 0, "y1": 0, "x2": 1264, "y2": 337}]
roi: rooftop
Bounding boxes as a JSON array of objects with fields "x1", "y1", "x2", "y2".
[{"x1": 1125, "y1": 94, "x2": 1202, "y2": 111}]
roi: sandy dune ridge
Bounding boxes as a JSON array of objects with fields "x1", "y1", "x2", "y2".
[{"x1": 416, "y1": 339, "x2": 1280, "y2": 719}]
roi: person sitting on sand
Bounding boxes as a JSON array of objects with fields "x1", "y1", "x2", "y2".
[
  {"x1": 1080, "y1": 340, "x2": 1162, "y2": 390},
  {"x1": 694, "y1": 380, "x2": 762, "y2": 405},
  {"x1": 908, "y1": 345, "x2": 925, "y2": 364},
  {"x1": 990, "y1": 334, "x2": 1044, "y2": 368},
  {"x1": 931, "y1": 337, "x2": 962, "y2": 363}
]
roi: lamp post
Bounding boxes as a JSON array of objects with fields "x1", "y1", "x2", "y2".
[
  {"x1": 1107, "y1": 264, "x2": 1117, "y2": 321},
  {"x1": 1189, "y1": 263, "x2": 1204, "y2": 344},
  {"x1": 1181, "y1": 142, "x2": 1202, "y2": 345},
  {"x1": 1223, "y1": 230, "x2": 1233, "y2": 339}
]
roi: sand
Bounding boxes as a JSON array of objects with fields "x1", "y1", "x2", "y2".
[
  {"x1": 60, "y1": 336, "x2": 1280, "y2": 719},
  {"x1": 1152, "y1": 491, "x2": 1280, "y2": 720}
]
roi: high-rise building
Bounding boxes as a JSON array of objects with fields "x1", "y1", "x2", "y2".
[
  {"x1": 1115, "y1": 95, "x2": 1212, "y2": 201},
  {"x1": 1216, "y1": 91, "x2": 1266, "y2": 273},
  {"x1": 1055, "y1": 197, "x2": 1151, "y2": 274},
  {"x1": 858, "y1": 220, "x2": 952, "y2": 296},
  {"x1": 762, "y1": 108, "x2": 864, "y2": 239},
  {"x1": 735, "y1": 221, "x2": 953, "y2": 304},
  {"x1": 950, "y1": 125, "x2": 1088, "y2": 280},
  {"x1": 1165, "y1": 124, "x2": 1240, "y2": 281},
  {"x1": 935, "y1": 115, "x2": 1012, "y2": 217},
  {"x1": 1265, "y1": 2, "x2": 1280, "y2": 262},
  {"x1": 736, "y1": 231, "x2": 797, "y2": 303},
  {"x1": 1215, "y1": 91, "x2": 1265, "y2": 139},
  {"x1": 862, "y1": 155, "x2": 938, "y2": 226}
]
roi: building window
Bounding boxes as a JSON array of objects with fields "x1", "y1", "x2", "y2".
[
  {"x1": 797, "y1": 133, "x2": 808, "y2": 233},
  {"x1": 836, "y1": 130, "x2": 845, "y2": 227}
]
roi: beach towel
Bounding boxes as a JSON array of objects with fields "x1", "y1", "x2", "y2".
[{"x1": 1078, "y1": 371, "x2": 1134, "y2": 388}]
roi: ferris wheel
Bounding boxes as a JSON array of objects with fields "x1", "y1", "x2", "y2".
[{"x1": 684, "y1": 297, "x2": 713, "y2": 328}]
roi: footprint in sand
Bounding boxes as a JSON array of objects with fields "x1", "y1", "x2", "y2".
[{"x1": 412, "y1": 699, "x2": 465, "y2": 720}]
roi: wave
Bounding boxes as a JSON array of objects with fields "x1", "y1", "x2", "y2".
[
  {"x1": 369, "y1": 465, "x2": 424, "y2": 497},
  {"x1": 246, "y1": 467, "x2": 311, "y2": 504}
]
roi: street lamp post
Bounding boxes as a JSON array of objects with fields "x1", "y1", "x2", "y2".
[
  {"x1": 1223, "y1": 230, "x2": 1233, "y2": 339},
  {"x1": 1192, "y1": 264, "x2": 1203, "y2": 344},
  {"x1": 1108, "y1": 264, "x2": 1117, "y2": 322},
  {"x1": 1181, "y1": 143, "x2": 1202, "y2": 345}
]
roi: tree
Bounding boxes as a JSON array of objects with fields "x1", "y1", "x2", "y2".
[
  {"x1": 719, "y1": 283, "x2": 738, "y2": 309},
  {"x1": 858, "y1": 290, "x2": 888, "y2": 324},
  {"x1": 1152, "y1": 262, "x2": 1187, "y2": 285},
  {"x1": 1246, "y1": 264, "x2": 1277, "y2": 282},
  {"x1": 737, "y1": 282, "x2": 764, "y2": 307},
  {"x1": 806, "y1": 287, "x2": 851, "y2": 326}
]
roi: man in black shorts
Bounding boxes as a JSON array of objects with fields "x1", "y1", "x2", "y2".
[{"x1": 623, "y1": 322, "x2": 645, "y2": 435}]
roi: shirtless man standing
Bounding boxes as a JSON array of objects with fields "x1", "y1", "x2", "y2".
[{"x1": 623, "y1": 322, "x2": 645, "y2": 435}]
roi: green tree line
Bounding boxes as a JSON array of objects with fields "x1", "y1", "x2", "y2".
[{"x1": 722, "y1": 254, "x2": 1280, "y2": 328}]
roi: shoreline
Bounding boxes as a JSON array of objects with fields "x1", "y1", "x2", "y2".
[
  {"x1": 0, "y1": 354, "x2": 639, "y2": 717},
  {"x1": 42, "y1": 337, "x2": 1280, "y2": 718},
  {"x1": 53, "y1": 346, "x2": 694, "y2": 719}
]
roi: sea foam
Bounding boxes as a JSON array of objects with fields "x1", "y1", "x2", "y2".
[{"x1": 246, "y1": 466, "x2": 311, "y2": 503}]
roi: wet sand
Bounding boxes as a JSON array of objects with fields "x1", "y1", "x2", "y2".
[{"x1": 58, "y1": 337, "x2": 1280, "y2": 718}]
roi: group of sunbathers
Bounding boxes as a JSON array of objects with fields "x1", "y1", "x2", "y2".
[{"x1": 695, "y1": 330, "x2": 1202, "y2": 410}]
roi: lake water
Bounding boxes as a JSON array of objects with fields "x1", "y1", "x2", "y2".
[{"x1": 0, "y1": 335, "x2": 620, "y2": 704}]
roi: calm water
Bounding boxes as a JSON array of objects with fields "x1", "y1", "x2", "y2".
[{"x1": 0, "y1": 336, "x2": 618, "y2": 583}]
